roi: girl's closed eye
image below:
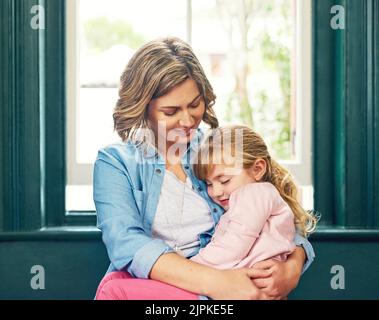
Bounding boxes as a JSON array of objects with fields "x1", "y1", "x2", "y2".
[{"x1": 220, "y1": 179, "x2": 231, "y2": 185}]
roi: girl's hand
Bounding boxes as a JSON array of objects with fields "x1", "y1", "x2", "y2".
[
  {"x1": 206, "y1": 268, "x2": 273, "y2": 300},
  {"x1": 250, "y1": 248, "x2": 305, "y2": 300}
]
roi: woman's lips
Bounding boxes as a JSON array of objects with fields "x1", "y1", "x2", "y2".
[{"x1": 174, "y1": 128, "x2": 195, "y2": 136}]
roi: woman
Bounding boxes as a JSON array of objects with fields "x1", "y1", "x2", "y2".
[{"x1": 94, "y1": 37, "x2": 315, "y2": 300}]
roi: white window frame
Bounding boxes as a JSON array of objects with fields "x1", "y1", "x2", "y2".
[
  {"x1": 279, "y1": 0, "x2": 312, "y2": 188},
  {"x1": 66, "y1": 0, "x2": 91, "y2": 186},
  {"x1": 66, "y1": 0, "x2": 312, "y2": 208}
]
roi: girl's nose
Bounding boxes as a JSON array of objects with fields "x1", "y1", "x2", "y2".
[{"x1": 212, "y1": 184, "x2": 224, "y2": 197}]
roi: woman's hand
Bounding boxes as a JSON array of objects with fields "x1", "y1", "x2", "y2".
[
  {"x1": 205, "y1": 268, "x2": 273, "y2": 300},
  {"x1": 250, "y1": 247, "x2": 306, "y2": 300}
]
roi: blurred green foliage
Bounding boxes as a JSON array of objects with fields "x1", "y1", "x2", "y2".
[
  {"x1": 261, "y1": 32, "x2": 292, "y2": 159},
  {"x1": 221, "y1": 0, "x2": 293, "y2": 160},
  {"x1": 84, "y1": 17, "x2": 145, "y2": 53}
]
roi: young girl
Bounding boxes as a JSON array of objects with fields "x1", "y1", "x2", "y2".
[{"x1": 190, "y1": 125, "x2": 318, "y2": 269}]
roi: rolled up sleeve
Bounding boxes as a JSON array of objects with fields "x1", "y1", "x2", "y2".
[
  {"x1": 294, "y1": 233, "x2": 315, "y2": 274},
  {"x1": 94, "y1": 149, "x2": 173, "y2": 279}
]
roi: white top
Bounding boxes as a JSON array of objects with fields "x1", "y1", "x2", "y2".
[{"x1": 151, "y1": 170, "x2": 214, "y2": 257}]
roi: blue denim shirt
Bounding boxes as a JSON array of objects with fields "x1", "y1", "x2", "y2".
[{"x1": 93, "y1": 128, "x2": 315, "y2": 279}]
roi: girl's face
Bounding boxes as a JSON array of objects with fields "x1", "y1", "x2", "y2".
[
  {"x1": 205, "y1": 161, "x2": 266, "y2": 210},
  {"x1": 205, "y1": 165, "x2": 255, "y2": 210},
  {"x1": 147, "y1": 78, "x2": 206, "y2": 152}
]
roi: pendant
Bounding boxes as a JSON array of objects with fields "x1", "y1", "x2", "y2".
[{"x1": 174, "y1": 245, "x2": 185, "y2": 257}]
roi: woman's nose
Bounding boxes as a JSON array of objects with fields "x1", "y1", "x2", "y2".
[{"x1": 179, "y1": 110, "x2": 194, "y2": 127}]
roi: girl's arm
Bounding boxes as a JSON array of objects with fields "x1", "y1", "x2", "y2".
[
  {"x1": 250, "y1": 223, "x2": 315, "y2": 299},
  {"x1": 251, "y1": 246, "x2": 305, "y2": 299},
  {"x1": 150, "y1": 252, "x2": 273, "y2": 300},
  {"x1": 190, "y1": 184, "x2": 277, "y2": 269}
]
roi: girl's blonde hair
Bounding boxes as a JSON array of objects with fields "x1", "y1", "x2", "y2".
[
  {"x1": 113, "y1": 37, "x2": 219, "y2": 142},
  {"x1": 193, "y1": 125, "x2": 319, "y2": 237}
]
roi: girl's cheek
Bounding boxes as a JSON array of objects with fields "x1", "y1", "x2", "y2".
[
  {"x1": 207, "y1": 187, "x2": 215, "y2": 199},
  {"x1": 226, "y1": 186, "x2": 238, "y2": 197}
]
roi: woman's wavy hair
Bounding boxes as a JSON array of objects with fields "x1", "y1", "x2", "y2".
[
  {"x1": 113, "y1": 37, "x2": 219, "y2": 142},
  {"x1": 193, "y1": 125, "x2": 319, "y2": 237}
]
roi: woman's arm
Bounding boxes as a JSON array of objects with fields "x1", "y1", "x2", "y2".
[
  {"x1": 94, "y1": 148, "x2": 175, "y2": 278},
  {"x1": 150, "y1": 252, "x2": 273, "y2": 300},
  {"x1": 251, "y1": 246, "x2": 306, "y2": 299}
]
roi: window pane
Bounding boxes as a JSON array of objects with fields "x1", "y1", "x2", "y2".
[
  {"x1": 192, "y1": 0, "x2": 296, "y2": 160},
  {"x1": 66, "y1": 0, "x2": 309, "y2": 211},
  {"x1": 78, "y1": 0, "x2": 187, "y2": 163},
  {"x1": 66, "y1": 0, "x2": 187, "y2": 211}
]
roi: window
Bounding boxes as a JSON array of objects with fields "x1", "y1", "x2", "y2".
[{"x1": 66, "y1": 0, "x2": 312, "y2": 212}]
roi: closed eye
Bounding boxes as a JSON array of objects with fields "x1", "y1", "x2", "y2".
[
  {"x1": 163, "y1": 108, "x2": 178, "y2": 116},
  {"x1": 190, "y1": 100, "x2": 201, "y2": 108}
]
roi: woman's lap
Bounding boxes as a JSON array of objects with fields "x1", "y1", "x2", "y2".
[{"x1": 95, "y1": 271, "x2": 199, "y2": 300}]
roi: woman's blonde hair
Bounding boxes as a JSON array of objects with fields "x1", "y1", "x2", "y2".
[
  {"x1": 193, "y1": 125, "x2": 319, "y2": 237},
  {"x1": 113, "y1": 37, "x2": 219, "y2": 141}
]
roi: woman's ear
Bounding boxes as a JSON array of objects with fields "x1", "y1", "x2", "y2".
[{"x1": 250, "y1": 159, "x2": 267, "y2": 181}]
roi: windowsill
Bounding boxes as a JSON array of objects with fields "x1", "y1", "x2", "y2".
[
  {"x1": 309, "y1": 227, "x2": 379, "y2": 240},
  {"x1": 0, "y1": 226, "x2": 379, "y2": 241},
  {"x1": 0, "y1": 226, "x2": 101, "y2": 241}
]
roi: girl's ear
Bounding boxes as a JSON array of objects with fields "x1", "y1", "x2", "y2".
[{"x1": 250, "y1": 159, "x2": 267, "y2": 181}]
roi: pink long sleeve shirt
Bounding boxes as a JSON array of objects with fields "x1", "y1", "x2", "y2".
[{"x1": 191, "y1": 182, "x2": 296, "y2": 269}]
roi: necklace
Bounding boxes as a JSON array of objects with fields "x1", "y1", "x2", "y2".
[{"x1": 162, "y1": 170, "x2": 188, "y2": 257}]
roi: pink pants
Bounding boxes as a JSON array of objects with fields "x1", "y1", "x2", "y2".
[{"x1": 95, "y1": 271, "x2": 200, "y2": 300}]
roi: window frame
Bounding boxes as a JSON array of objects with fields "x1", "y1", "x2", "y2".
[
  {"x1": 313, "y1": 0, "x2": 379, "y2": 228},
  {"x1": 0, "y1": 0, "x2": 68, "y2": 230},
  {"x1": 44, "y1": 0, "x2": 68, "y2": 227},
  {"x1": 1, "y1": 0, "x2": 378, "y2": 233},
  {"x1": 65, "y1": 0, "x2": 97, "y2": 219},
  {"x1": 65, "y1": 0, "x2": 313, "y2": 213},
  {"x1": 279, "y1": 0, "x2": 313, "y2": 188}
]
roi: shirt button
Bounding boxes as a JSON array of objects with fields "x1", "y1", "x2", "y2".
[
  {"x1": 185, "y1": 165, "x2": 190, "y2": 170},
  {"x1": 213, "y1": 208, "x2": 218, "y2": 213},
  {"x1": 197, "y1": 186, "x2": 203, "y2": 192},
  {"x1": 156, "y1": 169, "x2": 162, "y2": 174}
]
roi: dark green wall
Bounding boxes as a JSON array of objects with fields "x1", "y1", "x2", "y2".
[
  {"x1": 1, "y1": 232, "x2": 378, "y2": 300},
  {"x1": 0, "y1": 239, "x2": 108, "y2": 300}
]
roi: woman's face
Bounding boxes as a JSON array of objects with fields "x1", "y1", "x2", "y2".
[{"x1": 147, "y1": 78, "x2": 206, "y2": 150}]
